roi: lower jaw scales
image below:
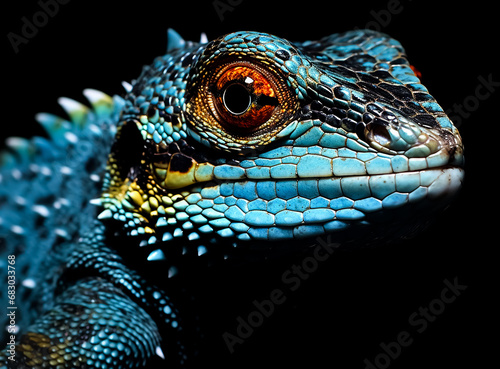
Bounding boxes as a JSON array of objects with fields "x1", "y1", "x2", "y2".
[{"x1": 426, "y1": 167, "x2": 464, "y2": 200}]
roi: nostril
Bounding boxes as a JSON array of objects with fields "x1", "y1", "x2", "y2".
[
  {"x1": 372, "y1": 125, "x2": 391, "y2": 146},
  {"x1": 365, "y1": 122, "x2": 391, "y2": 147},
  {"x1": 438, "y1": 128, "x2": 459, "y2": 148}
]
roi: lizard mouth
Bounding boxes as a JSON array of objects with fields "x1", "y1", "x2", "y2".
[
  {"x1": 99, "y1": 107, "x2": 464, "y2": 265},
  {"x1": 111, "y1": 119, "x2": 459, "y2": 195},
  {"x1": 147, "y1": 125, "x2": 464, "y2": 191},
  {"x1": 101, "y1": 118, "x2": 463, "y2": 229},
  {"x1": 120, "y1": 165, "x2": 464, "y2": 269}
]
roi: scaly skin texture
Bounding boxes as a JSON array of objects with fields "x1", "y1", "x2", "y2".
[{"x1": 0, "y1": 29, "x2": 463, "y2": 368}]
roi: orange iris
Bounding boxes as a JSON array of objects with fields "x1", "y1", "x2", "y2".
[{"x1": 213, "y1": 64, "x2": 279, "y2": 132}]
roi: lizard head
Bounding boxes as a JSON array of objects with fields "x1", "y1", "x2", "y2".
[{"x1": 99, "y1": 30, "x2": 464, "y2": 268}]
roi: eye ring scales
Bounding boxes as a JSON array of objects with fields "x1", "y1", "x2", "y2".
[{"x1": 186, "y1": 54, "x2": 299, "y2": 152}]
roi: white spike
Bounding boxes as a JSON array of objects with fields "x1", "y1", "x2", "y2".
[
  {"x1": 11, "y1": 169, "x2": 22, "y2": 180},
  {"x1": 97, "y1": 209, "x2": 113, "y2": 219},
  {"x1": 168, "y1": 266, "x2": 178, "y2": 278},
  {"x1": 189, "y1": 232, "x2": 200, "y2": 241},
  {"x1": 121, "y1": 81, "x2": 133, "y2": 93},
  {"x1": 14, "y1": 196, "x2": 26, "y2": 206},
  {"x1": 35, "y1": 112, "x2": 71, "y2": 138},
  {"x1": 32, "y1": 205, "x2": 50, "y2": 217},
  {"x1": 58, "y1": 97, "x2": 89, "y2": 116},
  {"x1": 200, "y1": 32, "x2": 208, "y2": 44},
  {"x1": 89, "y1": 174, "x2": 100, "y2": 182},
  {"x1": 89, "y1": 198, "x2": 104, "y2": 206},
  {"x1": 156, "y1": 346, "x2": 165, "y2": 359},
  {"x1": 54, "y1": 228, "x2": 69, "y2": 238},
  {"x1": 83, "y1": 89, "x2": 113, "y2": 111},
  {"x1": 83, "y1": 88, "x2": 111, "y2": 104},
  {"x1": 11, "y1": 225, "x2": 25, "y2": 234},
  {"x1": 59, "y1": 166, "x2": 73, "y2": 175},
  {"x1": 147, "y1": 249, "x2": 166, "y2": 261},
  {"x1": 197, "y1": 245, "x2": 207, "y2": 256},
  {"x1": 5, "y1": 137, "x2": 30, "y2": 151},
  {"x1": 64, "y1": 131, "x2": 79, "y2": 144},
  {"x1": 22, "y1": 278, "x2": 36, "y2": 289}
]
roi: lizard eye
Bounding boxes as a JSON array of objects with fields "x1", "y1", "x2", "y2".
[
  {"x1": 187, "y1": 59, "x2": 298, "y2": 147},
  {"x1": 213, "y1": 64, "x2": 279, "y2": 132}
]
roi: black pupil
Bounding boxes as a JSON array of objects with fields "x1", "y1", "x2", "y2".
[{"x1": 223, "y1": 83, "x2": 252, "y2": 115}]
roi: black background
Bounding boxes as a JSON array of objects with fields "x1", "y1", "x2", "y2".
[{"x1": 2, "y1": 1, "x2": 497, "y2": 368}]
